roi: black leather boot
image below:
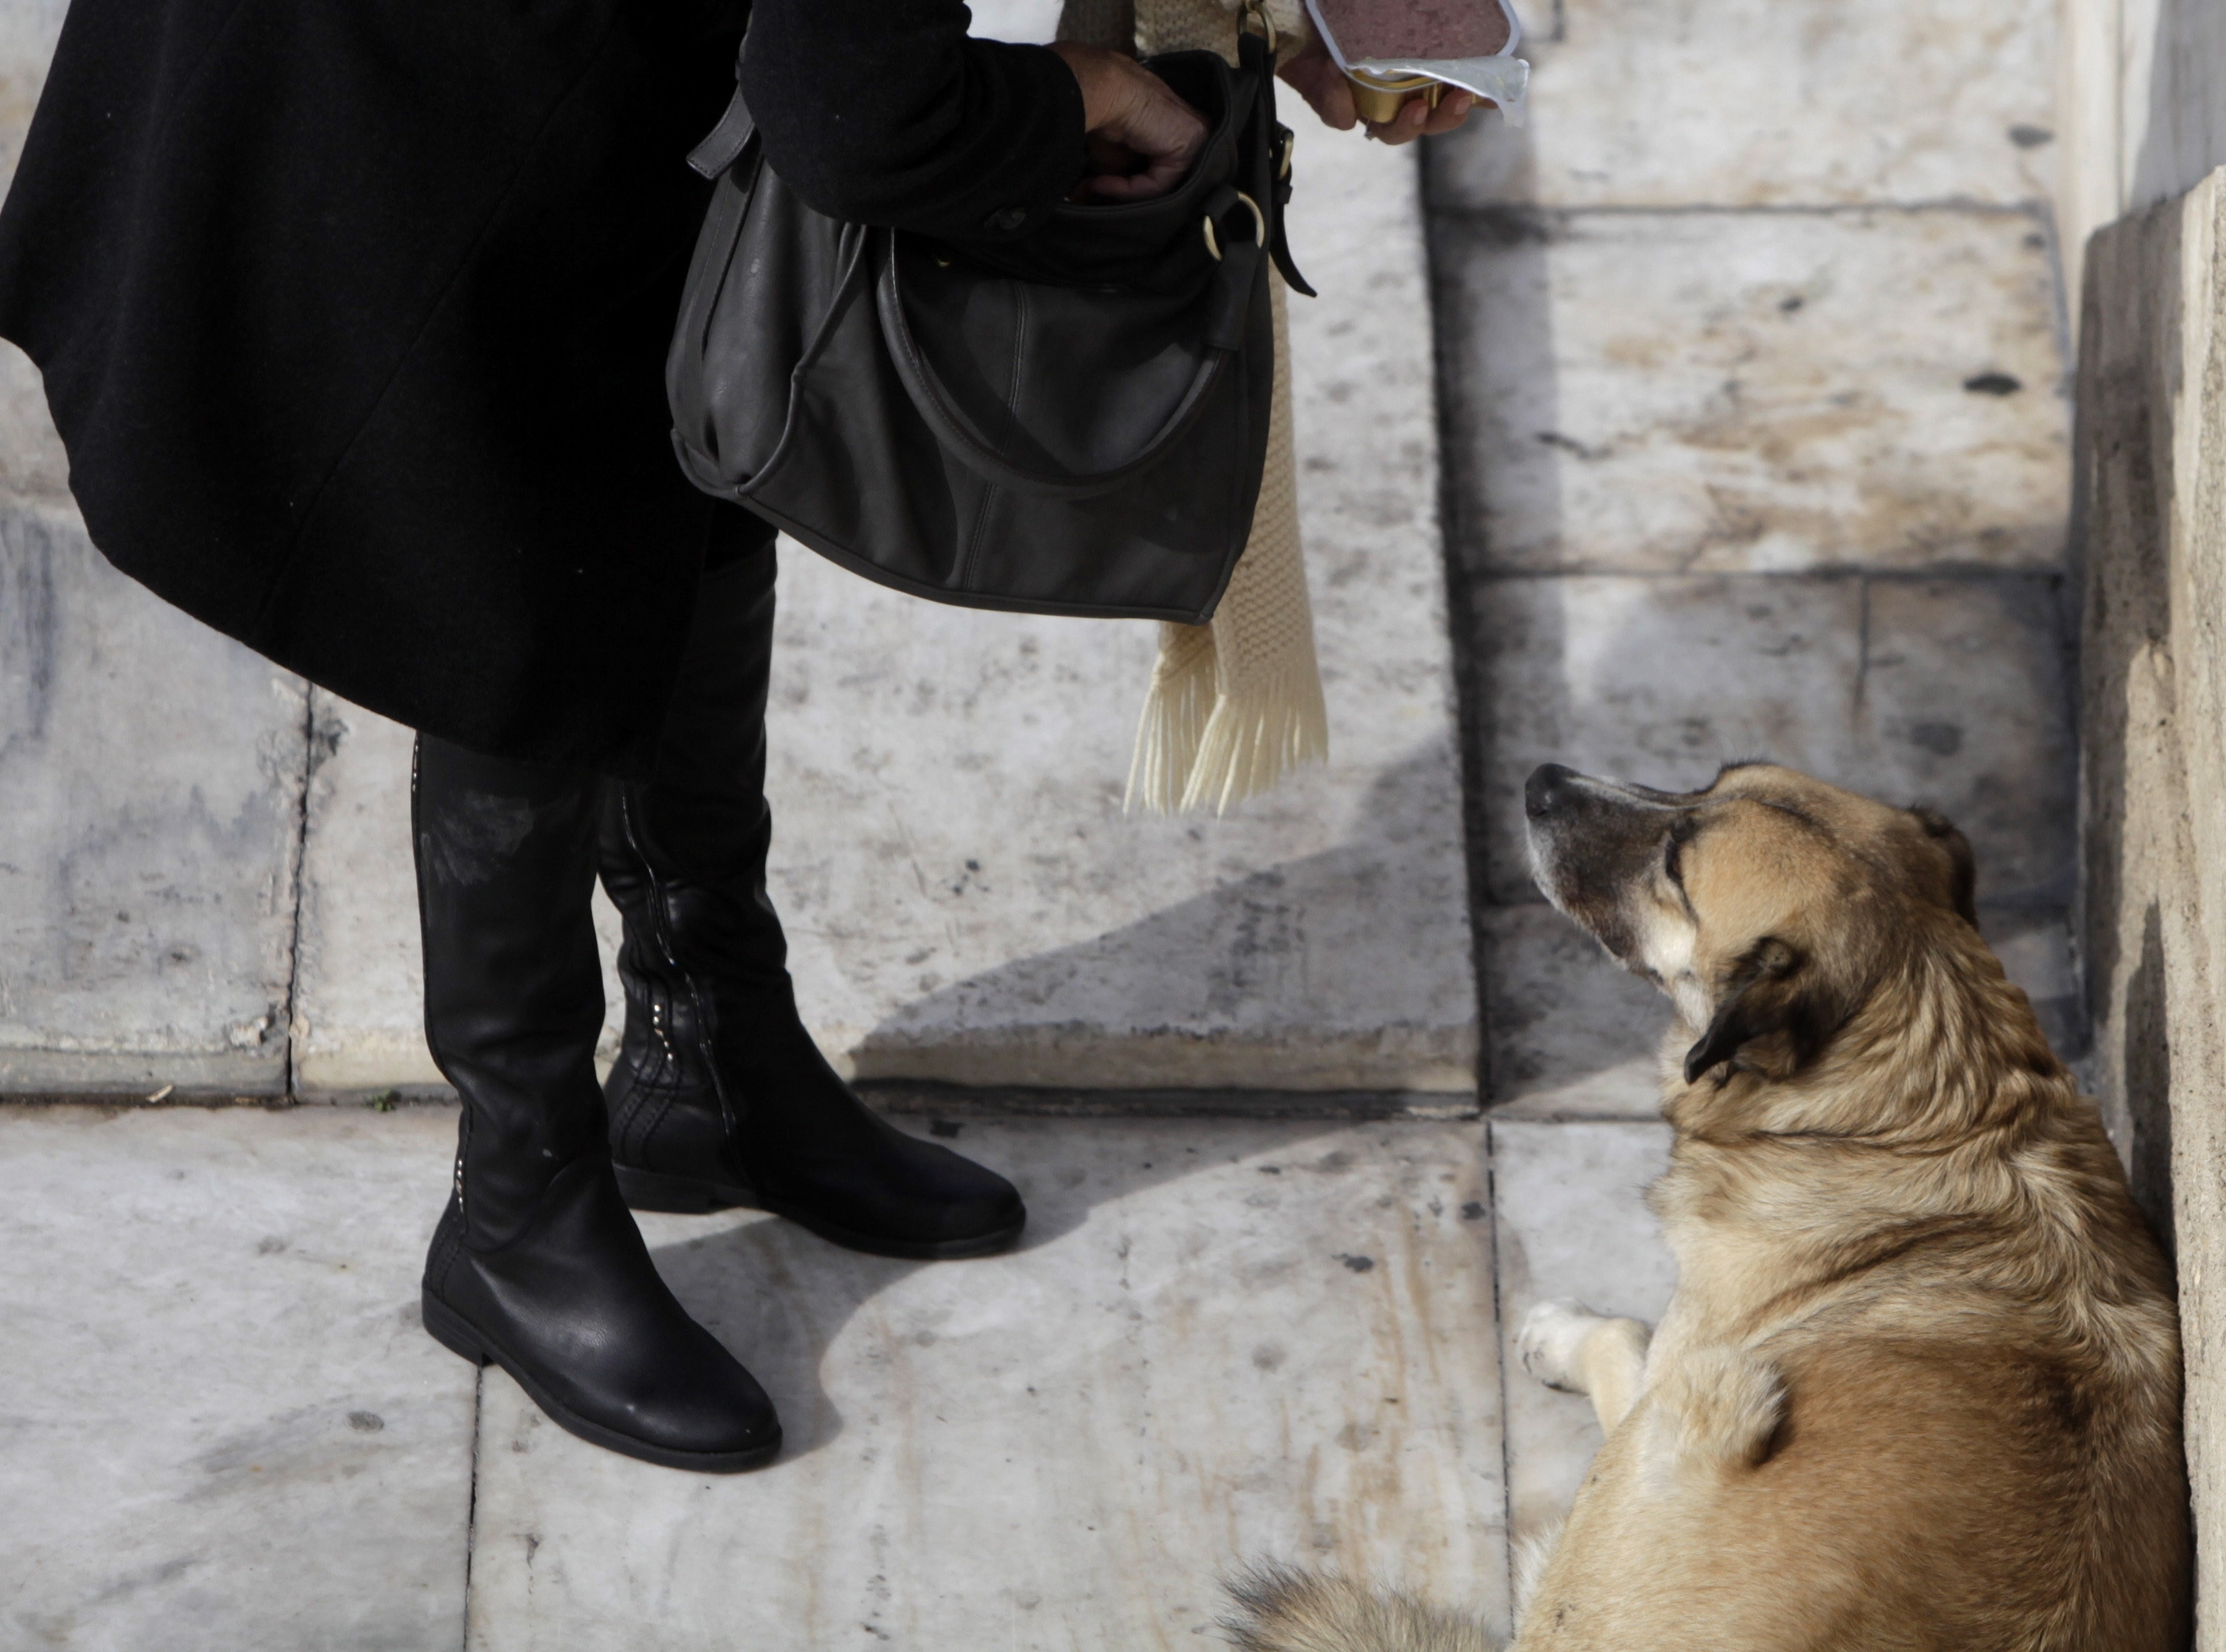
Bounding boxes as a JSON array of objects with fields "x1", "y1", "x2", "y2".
[
  {"x1": 413, "y1": 733, "x2": 781, "y2": 1473},
  {"x1": 599, "y1": 544, "x2": 1026, "y2": 1260}
]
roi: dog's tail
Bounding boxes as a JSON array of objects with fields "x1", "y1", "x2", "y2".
[{"x1": 1222, "y1": 1564, "x2": 1502, "y2": 1652}]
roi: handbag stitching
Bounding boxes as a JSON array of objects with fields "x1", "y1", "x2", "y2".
[
  {"x1": 876, "y1": 244, "x2": 1235, "y2": 500},
  {"x1": 668, "y1": 154, "x2": 762, "y2": 462},
  {"x1": 694, "y1": 149, "x2": 762, "y2": 360},
  {"x1": 680, "y1": 220, "x2": 873, "y2": 499}
]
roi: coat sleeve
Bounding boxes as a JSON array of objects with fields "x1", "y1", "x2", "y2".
[{"x1": 741, "y1": 0, "x2": 1086, "y2": 241}]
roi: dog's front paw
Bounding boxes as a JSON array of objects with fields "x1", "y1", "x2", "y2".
[{"x1": 1517, "y1": 1299, "x2": 1606, "y2": 1392}]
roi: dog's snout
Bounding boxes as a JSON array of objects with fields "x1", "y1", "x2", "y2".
[{"x1": 1526, "y1": 763, "x2": 1577, "y2": 818}]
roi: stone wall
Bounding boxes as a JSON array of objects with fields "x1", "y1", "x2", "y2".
[
  {"x1": 2075, "y1": 162, "x2": 2226, "y2": 1642},
  {"x1": 2061, "y1": 0, "x2": 2226, "y2": 1633},
  {"x1": 2058, "y1": 0, "x2": 2226, "y2": 321}
]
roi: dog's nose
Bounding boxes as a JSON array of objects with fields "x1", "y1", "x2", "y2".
[{"x1": 1526, "y1": 763, "x2": 1576, "y2": 818}]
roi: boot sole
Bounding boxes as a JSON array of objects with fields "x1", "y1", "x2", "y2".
[
  {"x1": 613, "y1": 1164, "x2": 1026, "y2": 1261},
  {"x1": 421, "y1": 1290, "x2": 783, "y2": 1475}
]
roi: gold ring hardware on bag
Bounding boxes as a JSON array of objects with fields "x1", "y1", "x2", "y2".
[
  {"x1": 1201, "y1": 192, "x2": 1266, "y2": 262},
  {"x1": 1240, "y1": 0, "x2": 1279, "y2": 57}
]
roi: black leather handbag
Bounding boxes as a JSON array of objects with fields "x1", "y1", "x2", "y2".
[{"x1": 666, "y1": 20, "x2": 1309, "y2": 623}]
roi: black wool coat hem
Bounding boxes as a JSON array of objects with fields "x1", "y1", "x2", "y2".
[{"x1": 0, "y1": 0, "x2": 1087, "y2": 777}]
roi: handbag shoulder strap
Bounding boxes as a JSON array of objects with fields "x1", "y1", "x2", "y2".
[
  {"x1": 689, "y1": 31, "x2": 756, "y2": 181},
  {"x1": 689, "y1": 83, "x2": 757, "y2": 180}
]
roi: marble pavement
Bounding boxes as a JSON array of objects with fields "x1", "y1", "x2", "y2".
[
  {"x1": 0, "y1": 1102, "x2": 1675, "y2": 1649},
  {"x1": 1, "y1": 1104, "x2": 1520, "y2": 1650},
  {"x1": 1, "y1": 0, "x2": 2102, "y2": 1644}
]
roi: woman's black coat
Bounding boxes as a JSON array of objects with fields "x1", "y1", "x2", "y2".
[{"x1": 0, "y1": 0, "x2": 1085, "y2": 775}]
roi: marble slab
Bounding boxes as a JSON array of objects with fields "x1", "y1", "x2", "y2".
[
  {"x1": 1481, "y1": 904, "x2": 1667, "y2": 1117},
  {"x1": 0, "y1": 1104, "x2": 476, "y2": 1649},
  {"x1": 1487, "y1": 1117, "x2": 1675, "y2": 1548},
  {"x1": 287, "y1": 696, "x2": 436, "y2": 1095},
  {"x1": 1434, "y1": 207, "x2": 2068, "y2": 578},
  {"x1": 465, "y1": 1118, "x2": 1509, "y2": 1649},
  {"x1": 756, "y1": 132, "x2": 1471, "y2": 1095},
  {"x1": 289, "y1": 131, "x2": 1476, "y2": 1101},
  {"x1": 1462, "y1": 571, "x2": 2077, "y2": 910},
  {"x1": 1427, "y1": 0, "x2": 2058, "y2": 210},
  {"x1": 0, "y1": 492, "x2": 307, "y2": 1097},
  {"x1": 1856, "y1": 576, "x2": 2079, "y2": 911}
]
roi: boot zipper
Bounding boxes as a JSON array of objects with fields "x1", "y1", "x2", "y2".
[
  {"x1": 454, "y1": 1106, "x2": 471, "y2": 1228},
  {"x1": 621, "y1": 791, "x2": 741, "y2": 1149}
]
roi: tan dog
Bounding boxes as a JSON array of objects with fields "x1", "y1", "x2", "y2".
[{"x1": 1229, "y1": 762, "x2": 2190, "y2": 1652}]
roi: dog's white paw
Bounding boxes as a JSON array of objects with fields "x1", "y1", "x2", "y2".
[{"x1": 1517, "y1": 1299, "x2": 1606, "y2": 1393}]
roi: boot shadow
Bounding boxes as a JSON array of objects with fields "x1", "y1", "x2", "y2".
[{"x1": 642, "y1": 1115, "x2": 1363, "y2": 1463}]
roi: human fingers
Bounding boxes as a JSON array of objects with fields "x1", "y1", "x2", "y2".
[
  {"x1": 1073, "y1": 129, "x2": 1192, "y2": 201},
  {"x1": 1275, "y1": 38, "x2": 1358, "y2": 130},
  {"x1": 1420, "y1": 89, "x2": 1479, "y2": 136},
  {"x1": 1362, "y1": 87, "x2": 1476, "y2": 145},
  {"x1": 1050, "y1": 45, "x2": 1208, "y2": 202},
  {"x1": 1095, "y1": 62, "x2": 1207, "y2": 198},
  {"x1": 1068, "y1": 135, "x2": 1141, "y2": 201},
  {"x1": 1077, "y1": 167, "x2": 1160, "y2": 202},
  {"x1": 1115, "y1": 64, "x2": 1208, "y2": 165},
  {"x1": 1362, "y1": 93, "x2": 1434, "y2": 145}
]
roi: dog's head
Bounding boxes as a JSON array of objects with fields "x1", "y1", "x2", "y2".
[{"x1": 1524, "y1": 761, "x2": 1978, "y2": 1087}]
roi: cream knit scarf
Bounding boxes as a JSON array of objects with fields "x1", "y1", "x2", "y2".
[{"x1": 1058, "y1": 0, "x2": 1329, "y2": 813}]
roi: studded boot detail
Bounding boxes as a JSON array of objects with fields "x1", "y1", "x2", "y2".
[{"x1": 599, "y1": 544, "x2": 1026, "y2": 1260}]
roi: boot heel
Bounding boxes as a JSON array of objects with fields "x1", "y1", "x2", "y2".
[
  {"x1": 613, "y1": 1163, "x2": 730, "y2": 1213},
  {"x1": 421, "y1": 1290, "x2": 493, "y2": 1368}
]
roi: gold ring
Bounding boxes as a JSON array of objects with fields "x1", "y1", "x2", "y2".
[
  {"x1": 1202, "y1": 192, "x2": 1267, "y2": 261},
  {"x1": 1241, "y1": 0, "x2": 1279, "y2": 55}
]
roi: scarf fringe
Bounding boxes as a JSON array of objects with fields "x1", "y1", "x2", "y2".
[
  {"x1": 1124, "y1": 624, "x2": 1219, "y2": 812},
  {"x1": 1176, "y1": 660, "x2": 1330, "y2": 814},
  {"x1": 1127, "y1": 631, "x2": 1330, "y2": 816}
]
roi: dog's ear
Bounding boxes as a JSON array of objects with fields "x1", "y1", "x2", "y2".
[
  {"x1": 1683, "y1": 937, "x2": 1837, "y2": 1085},
  {"x1": 1907, "y1": 807, "x2": 1978, "y2": 926}
]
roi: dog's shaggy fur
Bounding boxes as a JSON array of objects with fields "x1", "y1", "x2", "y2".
[
  {"x1": 1225, "y1": 1567, "x2": 1498, "y2": 1652},
  {"x1": 1229, "y1": 763, "x2": 2191, "y2": 1652}
]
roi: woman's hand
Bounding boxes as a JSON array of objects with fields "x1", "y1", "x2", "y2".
[
  {"x1": 1050, "y1": 43, "x2": 1211, "y2": 201},
  {"x1": 1275, "y1": 34, "x2": 1482, "y2": 144}
]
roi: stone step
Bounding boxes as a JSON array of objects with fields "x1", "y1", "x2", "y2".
[
  {"x1": 469, "y1": 1117, "x2": 1507, "y2": 1649},
  {"x1": 0, "y1": 1104, "x2": 1515, "y2": 1648},
  {"x1": 0, "y1": 501, "x2": 305, "y2": 1098}
]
